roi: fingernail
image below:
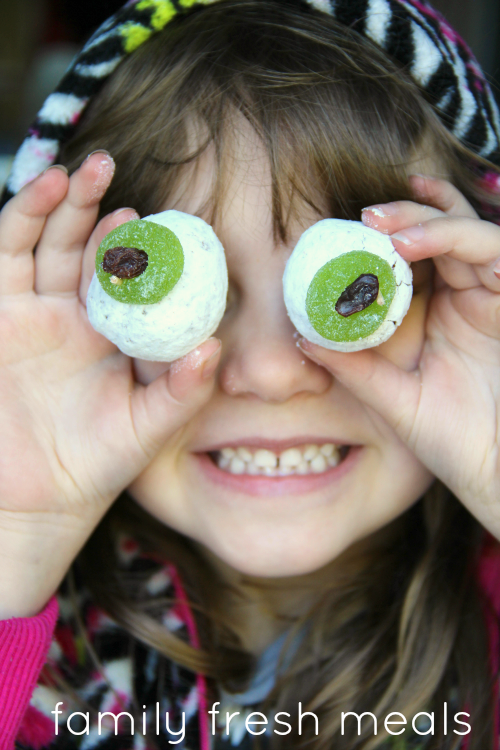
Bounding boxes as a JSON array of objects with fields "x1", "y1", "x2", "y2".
[
  {"x1": 41, "y1": 164, "x2": 68, "y2": 176},
  {"x1": 112, "y1": 207, "x2": 139, "y2": 218},
  {"x1": 297, "y1": 338, "x2": 323, "y2": 365},
  {"x1": 391, "y1": 225, "x2": 425, "y2": 246},
  {"x1": 494, "y1": 259, "x2": 500, "y2": 279},
  {"x1": 85, "y1": 149, "x2": 112, "y2": 161},
  {"x1": 362, "y1": 202, "x2": 399, "y2": 219},
  {"x1": 202, "y1": 340, "x2": 222, "y2": 379}
]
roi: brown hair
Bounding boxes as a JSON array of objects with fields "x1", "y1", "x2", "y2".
[{"x1": 60, "y1": 2, "x2": 500, "y2": 747}]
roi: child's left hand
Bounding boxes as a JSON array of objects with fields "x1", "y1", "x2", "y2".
[{"x1": 299, "y1": 175, "x2": 500, "y2": 538}]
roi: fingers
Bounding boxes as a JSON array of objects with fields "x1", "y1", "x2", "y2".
[
  {"x1": 408, "y1": 174, "x2": 479, "y2": 218},
  {"x1": 430, "y1": 255, "x2": 479, "y2": 291},
  {"x1": 298, "y1": 339, "x2": 421, "y2": 446},
  {"x1": 79, "y1": 207, "x2": 140, "y2": 303},
  {"x1": 362, "y1": 200, "x2": 445, "y2": 235},
  {"x1": 361, "y1": 175, "x2": 478, "y2": 237},
  {"x1": 449, "y1": 286, "x2": 500, "y2": 341},
  {"x1": 130, "y1": 338, "x2": 222, "y2": 457},
  {"x1": 388, "y1": 216, "x2": 500, "y2": 292},
  {"x1": 361, "y1": 198, "x2": 476, "y2": 289},
  {"x1": 0, "y1": 166, "x2": 69, "y2": 295},
  {"x1": 34, "y1": 152, "x2": 115, "y2": 296},
  {"x1": 362, "y1": 176, "x2": 498, "y2": 292}
]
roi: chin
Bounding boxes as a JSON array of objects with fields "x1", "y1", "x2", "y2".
[
  {"x1": 194, "y1": 519, "x2": 358, "y2": 578},
  {"x1": 129, "y1": 440, "x2": 434, "y2": 580},
  {"x1": 205, "y1": 545, "x2": 332, "y2": 578}
]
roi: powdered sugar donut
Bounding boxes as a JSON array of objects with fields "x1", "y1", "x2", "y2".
[
  {"x1": 283, "y1": 219, "x2": 412, "y2": 352},
  {"x1": 86, "y1": 210, "x2": 228, "y2": 361}
]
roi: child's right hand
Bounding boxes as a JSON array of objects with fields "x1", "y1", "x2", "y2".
[{"x1": 0, "y1": 154, "x2": 221, "y2": 620}]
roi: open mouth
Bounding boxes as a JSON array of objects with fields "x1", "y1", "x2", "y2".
[{"x1": 208, "y1": 443, "x2": 351, "y2": 477}]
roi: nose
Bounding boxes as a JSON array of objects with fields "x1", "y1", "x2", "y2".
[{"x1": 219, "y1": 294, "x2": 332, "y2": 403}]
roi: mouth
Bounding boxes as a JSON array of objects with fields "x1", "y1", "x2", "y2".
[
  {"x1": 208, "y1": 442, "x2": 351, "y2": 476},
  {"x1": 194, "y1": 440, "x2": 360, "y2": 497}
]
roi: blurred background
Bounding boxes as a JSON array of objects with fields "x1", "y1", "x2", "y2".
[{"x1": 0, "y1": 0, "x2": 499, "y2": 189}]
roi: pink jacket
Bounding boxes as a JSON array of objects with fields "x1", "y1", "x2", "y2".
[{"x1": 2, "y1": 537, "x2": 500, "y2": 750}]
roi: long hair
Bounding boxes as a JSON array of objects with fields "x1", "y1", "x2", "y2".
[{"x1": 60, "y1": 2, "x2": 500, "y2": 747}]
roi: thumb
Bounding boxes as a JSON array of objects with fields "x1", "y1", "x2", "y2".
[
  {"x1": 299, "y1": 339, "x2": 422, "y2": 445},
  {"x1": 130, "y1": 337, "x2": 221, "y2": 456}
]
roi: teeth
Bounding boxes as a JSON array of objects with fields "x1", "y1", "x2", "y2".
[
  {"x1": 254, "y1": 449, "x2": 278, "y2": 468},
  {"x1": 320, "y1": 443, "x2": 335, "y2": 457},
  {"x1": 280, "y1": 447, "x2": 303, "y2": 468},
  {"x1": 310, "y1": 454, "x2": 327, "y2": 473},
  {"x1": 229, "y1": 456, "x2": 246, "y2": 474},
  {"x1": 215, "y1": 443, "x2": 344, "y2": 476},
  {"x1": 303, "y1": 444, "x2": 319, "y2": 461},
  {"x1": 237, "y1": 446, "x2": 253, "y2": 462}
]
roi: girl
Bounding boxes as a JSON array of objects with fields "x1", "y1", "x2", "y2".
[{"x1": 1, "y1": 0, "x2": 500, "y2": 748}]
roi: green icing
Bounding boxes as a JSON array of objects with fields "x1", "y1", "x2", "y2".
[
  {"x1": 306, "y1": 250, "x2": 396, "y2": 342},
  {"x1": 96, "y1": 219, "x2": 184, "y2": 305}
]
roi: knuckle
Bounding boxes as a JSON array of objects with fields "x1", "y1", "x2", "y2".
[{"x1": 437, "y1": 214, "x2": 455, "y2": 229}]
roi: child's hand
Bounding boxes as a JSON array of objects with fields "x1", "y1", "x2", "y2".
[
  {"x1": 0, "y1": 154, "x2": 221, "y2": 618},
  {"x1": 299, "y1": 175, "x2": 500, "y2": 537}
]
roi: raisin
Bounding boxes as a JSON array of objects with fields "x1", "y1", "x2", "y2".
[
  {"x1": 102, "y1": 246, "x2": 148, "y2": 279},
  {"x1": 335, "y1": 274, "x2": 379, "y2": 317}
]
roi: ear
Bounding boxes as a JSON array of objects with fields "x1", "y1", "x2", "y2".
[{"x1": 283, "y1": 218, "x2": 412, "y2": 352}]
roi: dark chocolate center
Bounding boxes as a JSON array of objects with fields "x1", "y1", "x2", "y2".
[{"x1": 335, "y1": 273, "x2": 379, "y2": 317}]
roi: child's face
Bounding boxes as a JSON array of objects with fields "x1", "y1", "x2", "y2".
[{"x1": 129, "y1": 120, "x2": 435, "y2": 578}]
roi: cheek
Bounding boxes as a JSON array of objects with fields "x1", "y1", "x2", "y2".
[{"x1": 127, "y1": 433, "x2": 198, "y2": 535}]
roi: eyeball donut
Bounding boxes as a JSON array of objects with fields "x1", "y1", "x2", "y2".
[
  {"x1": 86, "y1": 210, "x2": 228, "y2": 361},
  {"x1": 283, "y1": 219, "x2": 412, "y2": 352}
]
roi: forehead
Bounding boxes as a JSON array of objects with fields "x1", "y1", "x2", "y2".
[
  {"x1": 163, "y1": 116, "x2": 326, "y2": 256},
  {"x1": 161, "y1": 114, "x2": 446, "y2": 285}
]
